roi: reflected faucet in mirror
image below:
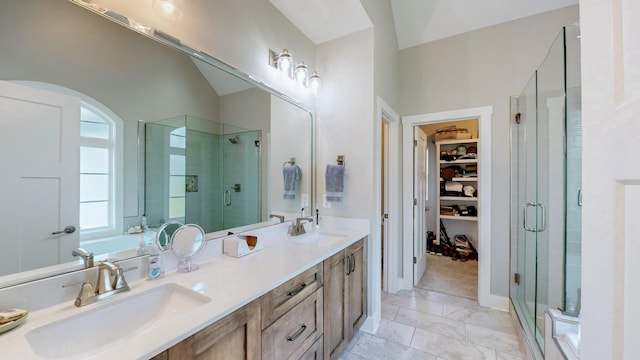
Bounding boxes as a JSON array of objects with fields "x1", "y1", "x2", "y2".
[
  {"x1": 71, "y1": 248, "x2": 94, "y2": 269},
  {"x1": 269, "y1": 214, "x2": 285, "y2": 223}
]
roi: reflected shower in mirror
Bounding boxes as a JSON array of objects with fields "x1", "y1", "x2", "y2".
[
  {"x1": 144, "y1": 116, "x2": 261, "y2": 233},
  {"x1": 0, "y1": 0, "x2": 313, "y2": 287}
]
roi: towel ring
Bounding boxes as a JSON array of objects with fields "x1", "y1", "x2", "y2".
[
  {"x1": 283, "y1": 157, "x2": 296, "y2": 168},
  {"x1": 337, "y1": 155, "x2": 345, "y2": 167}
]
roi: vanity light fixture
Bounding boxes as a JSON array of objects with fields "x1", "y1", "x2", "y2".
[
  {"x1": 294, "y1": 62, "x2": 309, "y2": 86},
  {"x1": 152, "y1": 0, "x2": 184, "y2": 20},
  {"x1": 269, "y1": 48, "x2": 320, "y2": 96}
]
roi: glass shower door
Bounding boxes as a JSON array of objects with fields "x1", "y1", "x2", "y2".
[
  {"x1": 512, "y1": 72, "x2": 539, "y2": 341},
  {"x1": 511, "y1": 26, "x2": 581, "y2": 353}
]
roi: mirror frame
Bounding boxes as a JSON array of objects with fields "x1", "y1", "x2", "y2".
[{"x1": 0, "y1": 0, "x2": 315, "y2": 289}]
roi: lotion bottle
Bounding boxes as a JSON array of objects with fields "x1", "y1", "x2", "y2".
[{"x1": 148, "y1": 243, "x2": 163, "y2": 280}]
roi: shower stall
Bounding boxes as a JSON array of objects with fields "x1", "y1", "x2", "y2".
[
  {"x1": 510, "y1": 24, "x2": 581, "y2": 355},
  {"x1": 144, "y1": 115, "x2": 261, "y2": 233}
]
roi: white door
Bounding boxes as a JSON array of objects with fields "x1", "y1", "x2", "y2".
[
  {"x1": 581, "y1": 2, "x2": 640, "y2": 359},
  {"x1": 0, "y1": 81, "x2": 80, "y2": 276},
  {"x1": 413, "y1": 126, "x2": 428, "y2": 285}
]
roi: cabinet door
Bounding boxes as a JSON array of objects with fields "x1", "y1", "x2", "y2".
[
  {"x1": 346, "y1": 239, "x2": 366, "y2": 338},
  {"x1": 163, "y1": 300, "x2": 261, "y2": 360},
  {"x1": 323, "y1": 251, "x2": 348, "y2": 360}
]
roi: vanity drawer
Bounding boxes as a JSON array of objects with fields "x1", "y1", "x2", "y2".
[
  {"x1": 261, "y1": 263, "x2": 323, "y2": 329},
  {"x1": 262, "y1": 288, "x2": 323, "y2": 360}
]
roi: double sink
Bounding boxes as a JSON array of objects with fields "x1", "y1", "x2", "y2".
[{"x1": 22, "y1": 224, "x2": 357, "y2": 358}]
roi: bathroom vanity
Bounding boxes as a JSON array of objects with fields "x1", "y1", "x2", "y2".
[{"x1": 0, "y1": 218, "x2": 369, "y2": 359}]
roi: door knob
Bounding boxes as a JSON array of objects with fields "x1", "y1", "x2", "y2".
[{"x1": 52, "y1": 225, "x2": 76, "y2": 235}]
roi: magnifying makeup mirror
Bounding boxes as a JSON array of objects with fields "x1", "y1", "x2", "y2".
[
  {"x1": 171, "y1": 224, "x2": 207, "y2": 272},
  {"x1": 155, "y1": 222, "x2": 207, "y2": 272}
]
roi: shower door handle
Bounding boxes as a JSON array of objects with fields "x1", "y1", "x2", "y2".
[
  {"x1": 224, "y1": 190, "x2": 232, "y2": 206},
  {"x1": 523, "y1": 202, "x2": 546, "y2": 232},
  {"x1": 578, "y1": 189, "x2": 583, "y2": 206}
]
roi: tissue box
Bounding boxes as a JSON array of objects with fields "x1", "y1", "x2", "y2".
[{"x1": 223, "y1": 234, "x2": 263, "y2": 257}]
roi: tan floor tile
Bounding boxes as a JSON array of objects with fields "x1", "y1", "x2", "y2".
[
  {"x1": 395, "y1": 307, "x2": 466, "y2": 341},
  {"x1": 410, "y1": 328, "x2": 496, "y2": 360},
  {"x1": 384, "y1": 293, "x2": 444, "y2": 317},
  {"x1": 374, "y1": 318, "x2": 416, "y2": 346},
  {"x1": 351, "y1": 332, "x2": 437, "y2": 360}
]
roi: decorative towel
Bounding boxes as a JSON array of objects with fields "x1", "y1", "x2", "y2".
[
  {"x1": 283, "y1": 165, "x2": 302, "y2": 200},
  {"x1": 325, "y1": 164, "x2": 345, "y2": 202}
]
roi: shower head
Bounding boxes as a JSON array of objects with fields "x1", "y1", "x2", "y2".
[{"x1": 228, "y1": 135, "x2": 239, "y2": 144}]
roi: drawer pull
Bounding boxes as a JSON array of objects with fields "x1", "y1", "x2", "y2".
[
  {"x1": 350, "y1": 254, "x2": 356, "y2": 273},
  {"x1": 286, "y1": 324, "x2": 307, "y2": 342},
  {"x1": 346, "y1": 255, "x2": 351, "y2": 275},
  {"x1": 286, "y1": 282, "x2": 307, "y2": 297}
]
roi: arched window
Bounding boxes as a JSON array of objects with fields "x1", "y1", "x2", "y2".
[{"x1": 79, "y1": 101, "x2": 123, "y2": 240}]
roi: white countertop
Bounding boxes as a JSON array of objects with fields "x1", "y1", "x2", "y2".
[{"x1": 0, "y1": 217, "x2": 369, "y2": 359}]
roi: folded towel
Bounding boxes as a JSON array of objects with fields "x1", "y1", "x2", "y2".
[
  {"x1": 283, "y1": 165, "x2": 302, "y2": 200},
  {"x1": 0, "y1": 309, "x2": 27, "y2": 324},
  {"x1": 325, "y1": 164, "x2": 345, "y2": 202}
]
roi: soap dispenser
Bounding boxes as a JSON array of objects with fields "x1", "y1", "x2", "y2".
[{"x1": 148, "y1": 243, "x2": 163, "y2": 280}]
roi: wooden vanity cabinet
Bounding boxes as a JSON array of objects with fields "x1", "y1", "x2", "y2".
[
  {"x1": 150, "y1": 299, "x2": 261, "y2": 360},
  {"x1": 150, "y1": 239, "x2": 366, "y2": 360},
  {"x1": 323, "y1": 238, "x2": 367, "y2": 360},
  {"x1": 261, "y1": 263, "x2": 324, "y2": 360}
]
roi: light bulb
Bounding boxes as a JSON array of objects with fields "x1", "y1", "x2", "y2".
[
  {"x1": 294, "y1": 62, "x2": 309, "y2": 86},
  {"x1": 152, "y1": 0, "x2": 184, "y2": 20},
  {"x1": 309, "y1": 71, "x2": 321, "y2": 96},
  {"x1": 276, "y1": 49, "x2": 292, "y2": 77}
]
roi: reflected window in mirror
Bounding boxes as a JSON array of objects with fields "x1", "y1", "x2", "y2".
[
  {"x1": 169, "y1": 127, "x2": 187, "y2": 222},
  {"x1": 79, "y1": 102, "x2": 124, "y2": 241}
]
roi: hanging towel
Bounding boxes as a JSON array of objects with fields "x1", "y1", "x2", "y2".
[
  {"x1": 283, "y1": 165, "x2": 302, "y2": 200},
  {"x1": 325, "y1": 164, "x2": 345, "y2": 202}
]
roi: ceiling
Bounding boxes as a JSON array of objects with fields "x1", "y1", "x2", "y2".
[{"x1": 270, "y1": 0, "x2": 579, "y2": 49}]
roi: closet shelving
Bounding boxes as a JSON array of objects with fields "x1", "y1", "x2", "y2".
[{"x1": 436, "y1": 138, "x2": 479, "y2": 243}]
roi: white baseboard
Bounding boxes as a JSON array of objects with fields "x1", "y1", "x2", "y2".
[
  {"x1": 361, "y1": 312, "x2": 381, "y2": 334},
  {"x1": 488, "y1": 294, "x2": 510, "y2": 312}
]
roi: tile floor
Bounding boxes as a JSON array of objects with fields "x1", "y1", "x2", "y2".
[
  {"x1": 338, "y1": 255, "x2": 527, "y2": 360},
  {"x1": 416, "y1": 254, "x2": 478, "y2": 300}
]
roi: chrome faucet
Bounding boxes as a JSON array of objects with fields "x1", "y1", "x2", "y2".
[
  {"x1": 72, "y1": 248, "x2": 94, "y2": 269},
  {"x1": 288, "y1": 217, "x2": 314, "y2": 236},
  {"x1": 75, "y1": 261, "x2": 130, "y2": 307},
  {"x1": 269, "y1": 214, "x2": 285, "y2": 223}
]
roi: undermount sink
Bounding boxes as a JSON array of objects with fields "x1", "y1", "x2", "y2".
[
  {"x1": 292, "y1": 230, "x2": 349, "y2": 246},
  {"x1": 25, "y1": 283, "x2": 211, "y2": 359}
]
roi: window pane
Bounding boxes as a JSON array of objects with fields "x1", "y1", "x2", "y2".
[
  {"x1": 170, "y1": 175, "x2": 186, "y2": 197},
  {"x1": 171, "y1": 127, "x2": 186, "y2": 137},
  {"x1": 80, "y1": 201, "x2": 109, "y2": 229},
  {"x1": 81, "y1": 121, "x2": 109, "y2": 139},
  {"x1": 170, "y1": 134, "x2": 186, "y2": 149},
  {"x1": 80, "y1": 174, "x2": 109, "y2": 201},
  {"x1": 169, "y1": 197, "x2": 185, "y2": 219},
  {"x1": 81, "y1": 147, "x2": 109, "y2": 173},
  {"x1": 170, "y1": 154, "x2": 185, "y2": 175}
]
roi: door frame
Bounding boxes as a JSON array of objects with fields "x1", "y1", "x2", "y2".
[
  {"x1": 363, "y1": 96, "x2": 400, "y2": 334},
  {"x1": 402, "y1": 106, "x2": 494, "y2": 308}
]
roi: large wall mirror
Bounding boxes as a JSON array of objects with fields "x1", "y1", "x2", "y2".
[{"x1": 0, "y1": 0, "x2": 313, "y2": 287}]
